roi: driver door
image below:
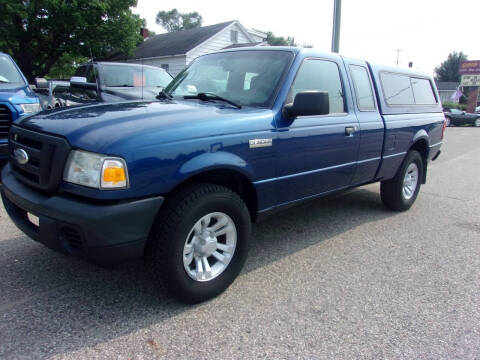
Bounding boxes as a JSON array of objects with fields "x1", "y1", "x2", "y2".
[{"x1": 274, "y1": 58, "x2": 360, "y2": 205}]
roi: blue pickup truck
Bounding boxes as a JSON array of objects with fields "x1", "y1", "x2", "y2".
[
  {"x1": 1, "y1": 47, "x2": 444, "y2": 303},
  {"x1": 0, "y1": 52, "x2": 41, "y2": 161}
]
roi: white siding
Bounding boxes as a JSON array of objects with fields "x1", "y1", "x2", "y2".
[
  {"x1": 186, "y1": 23, "x2": 253, "y2": 63},
  {"x1": 127, "y1": 55, "x2": 187, "y2": 77}
]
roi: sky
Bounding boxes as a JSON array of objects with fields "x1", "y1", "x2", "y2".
[{"x1": 133, "y1": 0, "x2": 480, "y2": 76}]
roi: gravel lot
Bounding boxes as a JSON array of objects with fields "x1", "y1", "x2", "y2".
[{"x1": 0, "y1": 127, "x2": 479, "y2": 359}]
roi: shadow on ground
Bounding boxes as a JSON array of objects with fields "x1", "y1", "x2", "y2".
[{"x1": 0, "y1": 185, "x2": 395, "y2": 358}]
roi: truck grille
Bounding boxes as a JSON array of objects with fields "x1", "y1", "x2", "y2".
[
  {"x1": 0, "y1": 105, "x2": 12, "y2": 140},
  {"x1": 8, "y1": 126, "x2": 71, "y2": 193}
]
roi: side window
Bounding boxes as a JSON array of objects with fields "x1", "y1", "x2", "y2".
[
  {"x1": 411, "y1": 77, "x2": 437, "y2": 104},
  {"x1": 244, "y1": 72, "x2": 259, "y2": 90},
  {"x1": 85, "y1": 66, "x2": 98, "y2": 84},
  {"x1": 381, "y1": 72, "x2": 414, "y2": 105},
  {"x1": 349, "y1": 65, "x2": 375, "y2": 111},
  {"x1": 288, "y1": 59, "x2": 345, "y2": 114},
  {"x1": 230, "y1": 30, "x2": 238, "y2": 43}
]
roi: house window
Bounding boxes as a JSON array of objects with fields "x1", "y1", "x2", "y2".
[
  {"x1": 230, "y1": 30, "x2": 238, "y2": 43},
  {"x1": 161, "y1": 64, "x2": 169, "y2": 73}
]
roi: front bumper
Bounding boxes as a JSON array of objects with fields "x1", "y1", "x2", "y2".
[{"x1": 1, "y1": 164, "x2": 164, "y2": 265}]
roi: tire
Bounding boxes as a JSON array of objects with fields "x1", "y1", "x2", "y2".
[
  {"x1": 147, "y1": 183, "x2": 251, "y2": 303},
  {"x1": 380, "y1": 150, "x2": 424, "y2": 211},
  {"x1": 475, "y1": 118, "x2": 480, "y2": 127},
  {"x1": 445, "y1": 117, "x2": 451, "y2": 127}
]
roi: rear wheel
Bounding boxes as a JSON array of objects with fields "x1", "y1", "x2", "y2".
[
  {"x1": 147, "y1": 183, "x2": 251, "y2": 303},
  {"x1": 445, "y1": 117, "x2": 451, "y2": 127},
  {"x1": 381, "y1": 150, "x2": 423, "y2": 211},
  {"x1": 474, "y1": 118, "x2": 480, "y2": 127}
]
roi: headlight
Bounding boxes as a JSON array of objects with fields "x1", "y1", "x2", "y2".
[
  {"x1": 19, "y1": 103, "x2": 41, "y2": 114},
  {"x1": 63, "y1": 150, "x2": 128, "y2": 189}
]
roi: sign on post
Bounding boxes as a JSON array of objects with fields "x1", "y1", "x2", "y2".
[
  {"x1": 461, "y1": 74, "x2": 480, "y2": 87},
  {"x1": 459, "y1": 60, "x2": 480, "y2": 75}
]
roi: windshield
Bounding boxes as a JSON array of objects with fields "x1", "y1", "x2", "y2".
[
  {"x1": 101, "y1": 64, "x2": 172, "y2": 88},
  {"x1": 0, "y1": 54, "x2": 25, "y2": 85},
  {"x1": 165, "y1": 50, "x2": 294, "y2": 107}
]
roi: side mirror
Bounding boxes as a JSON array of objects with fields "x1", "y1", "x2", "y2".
[
  {"x1": 35, "y1": 78, "x2": 48, "y2": 89},
  {"x1": 70, "y1": 76, "x2": 87, "y2": 84},
  {"x1": 284, "y1": 91, "x2": 329, "y2": 119}
]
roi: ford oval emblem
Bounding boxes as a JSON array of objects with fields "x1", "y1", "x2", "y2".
[{"x1": 14, "y1": 148, "x2": 29, "y2": 165}]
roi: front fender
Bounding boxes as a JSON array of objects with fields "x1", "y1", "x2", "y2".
[{"x1": 177, "y1": 151, "x2": 255, "y2": 181}]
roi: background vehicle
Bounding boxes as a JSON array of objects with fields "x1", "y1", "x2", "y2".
[
  {"x1": 1, "y1": 48, "x2": 444, "y2": 303},
  {"x1": 0, "y1": 52, "x2": 41, "y2": 162},
  {"x1": 65, "y1": 62, "x2": 173, "y2": 105},
  {"x1": 33, "y1": 79, "x2": 70, "y2": 109},
  {"x1": 444, "y1": 108, "x2": 480, "y2": 127}
]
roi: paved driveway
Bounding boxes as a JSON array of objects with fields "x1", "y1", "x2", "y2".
[{"x1": 0, "y1": 128, "x2": 479, "y2": 359}]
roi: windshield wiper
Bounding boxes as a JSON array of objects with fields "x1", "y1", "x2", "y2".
[
  {"x1": 0, "y1": 80, "x2": 10, "y2": 83},
  {"x1": 184, "y1": 92, "x2": 242, "y2": 109},
  {"x1": 109, "y1": 84, "x2": 134, "y2": 87},
  {"x1": 157, "y1": 89, "x2": 172, "y2": 99}
]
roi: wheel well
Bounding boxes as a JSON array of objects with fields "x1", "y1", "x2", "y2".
[
  {"x1": 410, "y1": 139, "x2": 428, "y2": 183},
  {"x1": 170, "y1": 169, "x2": 258, "y2": 222}
]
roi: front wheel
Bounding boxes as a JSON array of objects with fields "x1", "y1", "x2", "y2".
[
  {"x1": 474, "y1": 118, "x2": 480, "y2": 127},
  {"x1": 445, "y1": 117, "x2": 451, "y2": 127},
  {"x1": 147, "y1": 183, "x2": 251, "y2": 303},
  {"x1": 380, "y1": 150, "x2": 424, "y2": 211}
]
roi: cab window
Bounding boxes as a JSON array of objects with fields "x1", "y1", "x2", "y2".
[{"x1": 287, "y1": 59, "x2": 345, "y2": 114}]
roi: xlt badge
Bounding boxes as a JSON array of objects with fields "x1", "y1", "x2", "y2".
[{"x1": 249, "y1": 139, "x2": 272, "y2": 148}]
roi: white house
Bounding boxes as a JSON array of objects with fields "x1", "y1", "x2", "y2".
[{"x1": 109, "y1": 20, "x2": 267, "y2": 76}]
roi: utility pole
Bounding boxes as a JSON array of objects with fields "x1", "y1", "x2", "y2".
[
  {"x1": 395, "y1": 49, "x2": 402, "y2": 65},
  {"x1": 331, "y1": 0, "x2": 342, "y2": 53}
]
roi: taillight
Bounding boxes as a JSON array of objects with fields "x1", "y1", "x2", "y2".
[{"x1": 441, "y1": 118, "x2": 446, "y2": 139}]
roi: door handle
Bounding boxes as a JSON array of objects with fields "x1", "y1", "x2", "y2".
[{"x1": 345, "y1": 126, "x2": 356, "y2": 136}]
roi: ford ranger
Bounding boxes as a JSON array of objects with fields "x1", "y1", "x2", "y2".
[{"x1": 1, "y1": 48, "x2": 444, "y2": 303}]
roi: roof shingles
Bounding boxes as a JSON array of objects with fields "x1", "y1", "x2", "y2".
[{"x1": 110, "y1": 21, "x2": 235, "y2": 60}]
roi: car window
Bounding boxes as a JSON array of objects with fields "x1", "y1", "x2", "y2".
[
  {"x1": 349, "y1": 65, "x2": 375, "y2": 111},
  {"x1": 166, "y1": 50, "x2": 293, "y2": 107},
  {"x1": 381, "y1": 73, "x2": 415, "y2": 105},
  {"x1": 85, "y1": 66, "x2": 98, "y2": 83},
  {"x1": 101, "y1": 65, "x2": 172, "y2": 88},
  {"x1": 450, "y1": 109, "x2": 462, "y2": 114},
  {"x1": 411, "y1": 77, "x2": 436, "y2": 104},
  {"x1": 0, "y1": 54, "x2": 25, "y2": 84},
  {"x1": 287, "y1": 58, "x2": 345, "y2": 114}
]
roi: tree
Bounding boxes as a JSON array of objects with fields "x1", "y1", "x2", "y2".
[
  {"x1": 156, "y1": 9, "x2": 202, "y2": 32},
  {"x1": 434, "y1": 51, "x2": 468, "y2": 82},
  {"x1": 265, "y1": 31, "x2": 296, "y2": 46},
  {"x1": 47, "y1": 53, "x2": 88, "y2": 80},
  {"x1": 0, "y1": 0, "x2": 143, "y2": 82}
]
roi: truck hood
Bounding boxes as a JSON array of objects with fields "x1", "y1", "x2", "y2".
[
  {"x1": 14, "y1": 100, "x2": 274, "y2": 155},
  {"x1": 0, "y1": 84, "x2": 38, "y2": 105}
]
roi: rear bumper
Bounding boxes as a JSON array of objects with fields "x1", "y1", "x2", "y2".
[{"x1": 1, "y1": 164, "x2": 164, "y2": 265}]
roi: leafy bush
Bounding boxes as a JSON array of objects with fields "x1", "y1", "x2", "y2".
[{"x1": 441, "y1": 101, "x2": 467, "y2": 110}]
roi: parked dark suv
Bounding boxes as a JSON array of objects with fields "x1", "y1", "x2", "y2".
[{"x1": 66, "y1": 62, "x2": 172, "y2": 105}]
